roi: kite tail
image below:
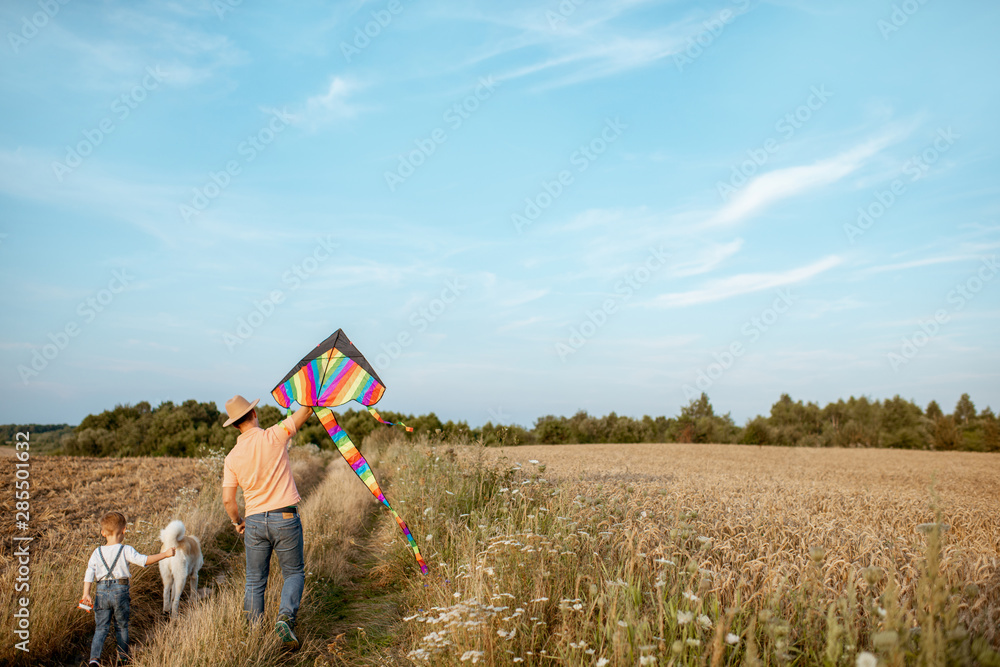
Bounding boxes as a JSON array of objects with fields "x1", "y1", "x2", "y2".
[
  {"x1": 313, "y1": 406, "x2": 428, "y2": 574},
  {"x1": 367, "y1": 406, "x2": 414, "y2": 432}
]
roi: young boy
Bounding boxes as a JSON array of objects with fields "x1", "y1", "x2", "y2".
[{"x1": 80, "y1": 511, "x2": 175, "y2": 666}]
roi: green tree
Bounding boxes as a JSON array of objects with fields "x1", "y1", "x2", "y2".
[
  {"x1": 953, "y1": 393, "x2": 976, "y2": 425},
  {"x1": 980, "y1": 407, "x2": 1000, "y2": 452},
  {"x1": 535, "y1": 416, "x2": 571, "y2": 444},
  {"x1": 741, "y1": 416, "x2": 771, "y2": 445}
]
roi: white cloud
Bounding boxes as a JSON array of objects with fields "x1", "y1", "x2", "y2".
[
  {"x1": 858, "y1": 255, "x2": 972, "y2": 275},
  {"x1": 705, "y1": 129, "x2": 908, "y2": 228},
  {"x1": 671, "y1": 239, "x2": 743, "y2": 277},
  {"x1": 421, "y1": 0, "x2": 703, "y2": 91},
  {"x1": 651, "y1": 255, "x2": 843, "y2": 308},
  {"x1": 284, "y1": 77, "x2": 366, "y2": 128}
]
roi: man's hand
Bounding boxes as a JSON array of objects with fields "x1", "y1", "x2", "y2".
[
  {"x1": 234, "y1": 521, "x2": 245, "y2": 536},
  {"x1": 81, "y1": 594, "x2": 93, "y2": 606},
  {"x1": 162, "y1": 547, "x2": 176, "y2": 558}
]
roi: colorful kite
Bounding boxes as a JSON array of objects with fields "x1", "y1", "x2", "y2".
[{"x1": 271, "y1": 329, "x2": 428, "y2": 574}]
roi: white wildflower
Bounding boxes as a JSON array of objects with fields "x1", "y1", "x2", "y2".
[
  {"x1": 697, "y1": 614, "x2": 712, "y2": 629},
  {"x1": 677, "y1": 611, "x2": 694, "y2": 625},
  {"x1": 597, "y1": 659, "x2": 610, "y2": 667},
  {"x1": 856, "y1": 652, "x2": 878, "y2": 667},
  {"x1": 725, "y1": 633, "x2": 740, "y2": 645},
  {"x1": 459, "y1": 650, "x2": 485, "y2": 663}
]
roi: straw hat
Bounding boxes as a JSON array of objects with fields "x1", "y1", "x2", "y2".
[{"x1": 223, "y1": 394, "x2": 259, "y2": 427}]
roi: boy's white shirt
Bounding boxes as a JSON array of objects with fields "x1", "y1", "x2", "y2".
[{"x1": 84, "y1": 544, "x2": 148, "y2": 582}]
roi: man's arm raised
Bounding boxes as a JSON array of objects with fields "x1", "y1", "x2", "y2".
[{"x1": 290, "y1": 406, "x2": 312, "y2": 433}]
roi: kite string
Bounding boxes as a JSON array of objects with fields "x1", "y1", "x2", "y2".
[
  {"x1": 312, "y1": 406, "x2": 428, "y2": 574},
  {"x1": 366, "y1": 406, "x2": 414, "y2": 432}
]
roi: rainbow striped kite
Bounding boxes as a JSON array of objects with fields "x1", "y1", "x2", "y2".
[{"x1": 271, "y1": 329, "x2": 427, "y2": 574}]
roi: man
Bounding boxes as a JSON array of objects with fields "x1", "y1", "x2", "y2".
[{"x1": 221, "y1": 394, "x2": 312, "y2": 651}]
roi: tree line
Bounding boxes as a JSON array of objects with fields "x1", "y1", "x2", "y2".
[{"x1": 4, "y1": 392, "x2": 997, "y2": 457}]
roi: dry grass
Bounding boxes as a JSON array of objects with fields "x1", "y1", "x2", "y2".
[{"x1": 0, "y1": 456, "x2": 205, "y2": 664}]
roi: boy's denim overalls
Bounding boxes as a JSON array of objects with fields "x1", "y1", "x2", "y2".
[{"x1": 90, "y1": 545, "x2": 130, "y2": 664}]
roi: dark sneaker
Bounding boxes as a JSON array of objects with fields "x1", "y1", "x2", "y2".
[{"x1": 275, "y1": 616, "x2": 300, "y2": 651}]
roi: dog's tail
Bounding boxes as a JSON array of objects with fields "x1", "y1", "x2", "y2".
[{"x1": 160, "y1": 520, "x2": 186, "y2": 548}]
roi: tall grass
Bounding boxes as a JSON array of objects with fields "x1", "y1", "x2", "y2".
[
  {"x1": 366, "y1": 437, "x2": 1000, "y2": 666},
  {"x1": 131, "y1": 442, "x2": 378, "y2": 667}
]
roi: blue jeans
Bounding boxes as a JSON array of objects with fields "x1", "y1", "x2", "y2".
[
  {"x1": 243, "y1": 512, "x2": 304, "y2": 625},
  {"x1": 90, "y1": 581, "x2": 130, "y2": 662}
]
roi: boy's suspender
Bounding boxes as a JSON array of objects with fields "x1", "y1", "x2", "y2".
[{"x1": 97, "y1": 545, "x2": 126, "y2": 581}]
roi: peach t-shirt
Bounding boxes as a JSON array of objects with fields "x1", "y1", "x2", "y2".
[{"x1": 223, "y1": 416, "x2": 301, "y2": 517}]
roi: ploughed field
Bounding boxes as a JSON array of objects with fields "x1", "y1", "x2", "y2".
[
  {"x1": 489, "y1": 443, "x2": 1000, "y2": 642},
  {"x1": 0, "y1": 456, "x2": 207, "y2": 665},
  {"x1": 1, "y1": 456, "x2": 205, "y2": 560}
]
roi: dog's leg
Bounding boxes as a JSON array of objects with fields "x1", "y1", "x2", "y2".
[
  {"x1": 171, "y1": 584, "x2": 182, "y2": 618},
  {"x1": 171, "y1": 562, "x2": 183, "y2": 618},
  {"x1": 189, "y1": 570, "x2": 199, "y2": 601},
  {"x1": 162, "y1": 569, "x2": 172, "y2": 615}
]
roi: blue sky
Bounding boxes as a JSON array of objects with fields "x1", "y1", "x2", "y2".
[{"x1": 2, "y1": 0, "x2": 999, "y2": 427}]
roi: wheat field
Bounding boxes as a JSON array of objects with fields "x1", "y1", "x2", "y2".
[
  {"x1": 395, "y1": 442, "x2": 1000, "y2": 665},
  {"x1": 487, "y1": 445, "x2": 1000, "y2": 649}
]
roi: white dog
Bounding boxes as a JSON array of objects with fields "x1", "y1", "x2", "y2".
[{"x1": 159, "y1": 519, "x2": 204, "y2": 618}]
